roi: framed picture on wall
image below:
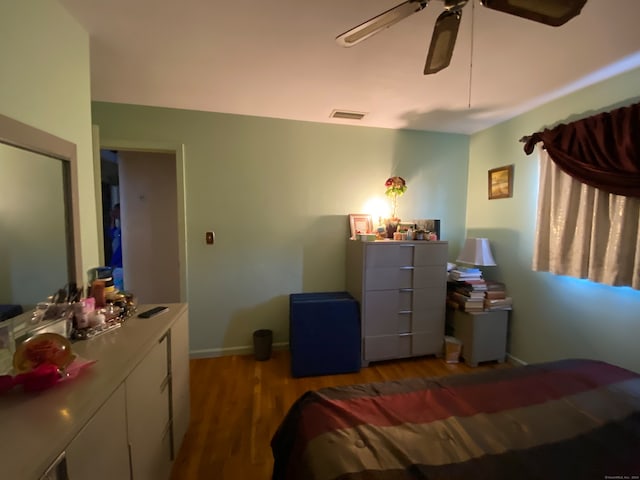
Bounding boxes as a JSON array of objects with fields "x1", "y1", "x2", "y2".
[
  {"x1": 488, "y1": 164, "x2": 514, "y2": 199},
  {"x1": 349, "y1": 213, "x2": 373, "y2": 237}
]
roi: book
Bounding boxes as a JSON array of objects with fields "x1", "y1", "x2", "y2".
[
  {"x1": 463, "y1": 302, "x2": 485, "y2": 312},
  {"x1": 453, "y1": 281, "x2": 487, "y2": 296},
  {"x1": 465, "y1": 281, "x2": 487, "y2": 291},
  {"x1": 484, "y1": 296, "x2": 512, "y2": 310},
  {"x1": 485, "y1": 290, "x2": 507, "y2": 300},
  {"x1": 455, "y1": 266, "x2": 481, "y2": 274},
  {"x1": 455, "y1": 286, "x2": 485, "y2": 298},
  {"x1": 450, "y1": 292, "x2": 484, "y2": 310},
  {"x1": 484, "y1": 296, "x2": 512, "y2": 304},
  {"x1": 449, "y1": 270, "x2": 483, "y2": 280},
  {"x1": 485, "y1": 281, "x2": 506, "y2": 291}
]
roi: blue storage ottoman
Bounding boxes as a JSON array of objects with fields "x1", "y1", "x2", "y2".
[{"x1": 289, "y1": 292, "x2": 361, "y2": 377}]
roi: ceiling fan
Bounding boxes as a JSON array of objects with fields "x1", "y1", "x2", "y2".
[{"x1": 336, "y1": 0, "x2": 588, "y2": 75}]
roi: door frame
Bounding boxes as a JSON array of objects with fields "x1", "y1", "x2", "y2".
[{"x1": 93, "y1": 134, "x2": 188, "y2": 302}]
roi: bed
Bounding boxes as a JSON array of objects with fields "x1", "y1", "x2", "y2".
[{"x1": 271, "y1": 359, "x2": 640, "y2": 480}]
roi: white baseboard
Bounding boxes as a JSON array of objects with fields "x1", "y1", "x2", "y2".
[
  {"x1": 190, "y1": 341, "x2": 289, "y2": 359},
  {"x1": 190, "y1": 345, "x2": 528, "y2": 366},
  {"x1": 506, "y1": 353, "x2": 528, "y2": 366}
]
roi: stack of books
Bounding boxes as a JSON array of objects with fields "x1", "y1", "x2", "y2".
[
  {"x1": 483, "y1": 281, "x2": 513, "y2": 310},
  {"x1": 447, "y1": 277, "x2": 487, "y2": 313},
  {"x1": 448, "y1": 266, "x2": 483, "y2": 282},
  {"x1": 447, "y1": 270, "x2": 514, "y2": 312}
]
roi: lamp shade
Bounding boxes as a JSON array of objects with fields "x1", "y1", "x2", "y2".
[{"x1": 457, "y1": 238, "x2": 496, "y2": 266}]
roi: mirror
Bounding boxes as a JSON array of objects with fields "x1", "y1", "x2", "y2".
[{"x1": 0, "y1": 113, "x2": 82, "y2": 314}]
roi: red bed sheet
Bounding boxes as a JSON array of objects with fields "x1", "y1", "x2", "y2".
[{"x1": 271, "y1": 359, "x2": 640, "y2": 480}]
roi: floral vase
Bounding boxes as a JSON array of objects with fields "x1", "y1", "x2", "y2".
[{"x1": 385, "y1": 218, "x2": 400, "y2": 238}]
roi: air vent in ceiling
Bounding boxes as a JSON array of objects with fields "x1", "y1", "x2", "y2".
[{"x1": 330, "y1": 109, "x2": 367, "y2": 120}]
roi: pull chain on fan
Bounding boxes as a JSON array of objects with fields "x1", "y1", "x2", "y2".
[
  {"x1": 336, "y1": 0, "x2": 588, "y2": 75},
  {"x1": 467, "y1": 0, "x2": 475, "y2": 108}
]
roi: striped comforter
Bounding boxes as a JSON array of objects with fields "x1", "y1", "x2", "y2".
[{"x1": 271, "y1": 359, "x2": 640, "y2": 480}]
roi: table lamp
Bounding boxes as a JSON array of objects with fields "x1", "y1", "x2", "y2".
[{"x1": 456, "y1": 237, "x2": 496, "y2": 270}]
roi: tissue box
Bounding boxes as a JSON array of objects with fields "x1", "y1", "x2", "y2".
[{"x1": 358, "y1": 234, "x2": 377, "y2": 242}]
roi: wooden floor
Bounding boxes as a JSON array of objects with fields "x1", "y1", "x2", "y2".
[{"x1": 170, "y1": 350, "x2": 511, "y2": 480}]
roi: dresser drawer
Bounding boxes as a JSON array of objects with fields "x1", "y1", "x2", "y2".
[
  {"x1": 364, "y1": 334, "x2": 411, "y2": 361},
  {"x1": 365, "y1": 266, "x2": 414, "y2": 290},
  {"x1": 413, "y1": 243, "x2": 448, "y2": 266},
  {"x1": 364, "y1": 290, "x2": 411, "y2": 336},
  {"x1": 365, "y1": 244, "x2": 415, "y2": 267},
  {"x1": 364, "y1": 288, "x2": 446, "y2": 336},
  {"x1": 412, "y1": 332, "x2": 444, "y2": 356},
  {"x1": 413, "y1": 287, "x2": 447, "y2": 312},
  {"x1": 414, "y1": 266, "x2": 448, "y2": 288},
  {"x1": 365, "y1": 265, "x2": 448, "y2": 290}
]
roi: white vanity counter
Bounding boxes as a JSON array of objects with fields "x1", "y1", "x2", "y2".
[{"x1": 0, "y1": 303, "x2": 190, "y2": 480}]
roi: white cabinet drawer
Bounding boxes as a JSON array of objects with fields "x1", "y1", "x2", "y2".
[
  {"x1": 364, "y1": 334, "x2": 411, "y2": 361},
  {"x1": 412, "y1": 332, "x2": 444, "y2": 357},
  {"x1": 365, "y1": 266, "x2": 414, "y2": 290},
  {"x1": 413, "y1": 266, "x2": 448, "y2": 288},
  {"x1": 365, "y1": 244, "x2": 414, "y2": 267},
  {"x1": 66, "y1": 384, "x2": 130, "y2": 480},
  {"x1": 414, "y1": 243, "x2": 448, "y2": 266},
  {"x1": 126, "y1": 334, "x2": 172, "y2": 480},
  {"x1": 365, "y1": 265, "x2": 447, "y2": 291},
  {"x1": 364, "y1": 287, "x2": 446, "y2": 336}
]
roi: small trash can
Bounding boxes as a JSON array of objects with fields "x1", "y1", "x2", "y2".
[
  {"x1": 444, "y1": 336, "x2": 462, "y2": 364},
  {"x1": 253, "y1": 329, "x2": 273, "y2": 361}
]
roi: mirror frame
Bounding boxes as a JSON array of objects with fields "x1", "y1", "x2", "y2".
[{"x1": 0, "y1": 113, "x2": 83, "y2": 289}]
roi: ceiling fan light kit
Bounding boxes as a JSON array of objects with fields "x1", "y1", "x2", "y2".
[
  {"x1": 480, "y1": 0, "x2": 588, "y2": 27},
  {"x1": 336, "y1": 0, "x2": 588, "y2": 74}
]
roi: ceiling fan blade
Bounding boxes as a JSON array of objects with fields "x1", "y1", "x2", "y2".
[
  {"x1": 424, "y1": 9, "x2": 462, "y2": 75},
  {"x1": 480, "y1": 0, "x2": 587, "y2": 27},
  {"x1": 336, "y1": 0, "x2": 429, "y2": 47}
]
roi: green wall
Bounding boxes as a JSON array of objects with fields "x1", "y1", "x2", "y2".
[
  {"x1": 0, "y1": 1, "x2": 99, "y2": 278},
  {"x1": 5, "y1": 2, "x2": 638, "y2": 370},
  {"x1": 468, "y1": 67, "x2": 640, "y2": 373},
  {"x1": 92, "y1": 103, "x2": 469, "y2": 355}
]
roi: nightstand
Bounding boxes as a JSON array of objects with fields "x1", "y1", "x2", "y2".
[{"x1": 450, "y1": 309, "x2": 509, "y2": 367}]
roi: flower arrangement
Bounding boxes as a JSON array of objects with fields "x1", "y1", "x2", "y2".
[{"x1": 384, "y1": 176, "x2": 407, "y2": 219}]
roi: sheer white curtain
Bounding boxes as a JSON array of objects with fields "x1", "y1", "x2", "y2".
[{"x1": 533, "y1": 145, "x2": 640, "y2": 289}]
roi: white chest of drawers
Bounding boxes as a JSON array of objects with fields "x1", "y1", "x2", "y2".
[
  {"x1": 0, "y1": 303, "x2": 190, "y2": 480},
  {"x1": 346, "y1": 240, "x2": 448, "y2": 366}
]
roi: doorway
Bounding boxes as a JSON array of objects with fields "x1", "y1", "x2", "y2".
[
  {"x1": 100, "y1": 149, "x2": 121, "y2": 288},
  {"x1": 99, "y1": 148, "x2": 182, "y2": 304}
]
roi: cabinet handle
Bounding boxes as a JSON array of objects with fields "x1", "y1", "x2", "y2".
[
  {"x1": 160, "y1": 373, "x2": 172, "y2": 393},
  {"x1": 398, "y1": 332, "x2": 412, "y2": 337},
  {"x1": 162, "y1": 419, "x2": 172, "y2": 440},
  {"x1": 399, "y1": 266, "x2": 414, "y2": 270},
  {"x1": 400, "y1": 244, "x2": 415, "y2": 247},
  {"x1": 128, "y1": 444, "x2": 134, "y2": 480},
  {"x1": 399, "y1": 288, "x2": 414, "y2": 292},
  {"x1": 159, "y1": 330, "x2": 170, "y2": 344},
  {"x1": 40, "y1": 451, "x2": 67, "y2": 480},
  {"x1": 399, "y1": 310, "x2": 412, "y2": 315}
]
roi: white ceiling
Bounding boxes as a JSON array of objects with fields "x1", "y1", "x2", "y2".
[{"x1": 58, "y1": 0, "x2": 640, "y2": 134}]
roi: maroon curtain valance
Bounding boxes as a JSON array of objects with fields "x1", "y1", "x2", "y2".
[{"x1": 523, "y1": 102, "x2": 640, "y2": 197}]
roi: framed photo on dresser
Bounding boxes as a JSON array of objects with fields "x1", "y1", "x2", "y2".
[{"x1": 349, "y1": 214, "x2": 373, "y2": 237}]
